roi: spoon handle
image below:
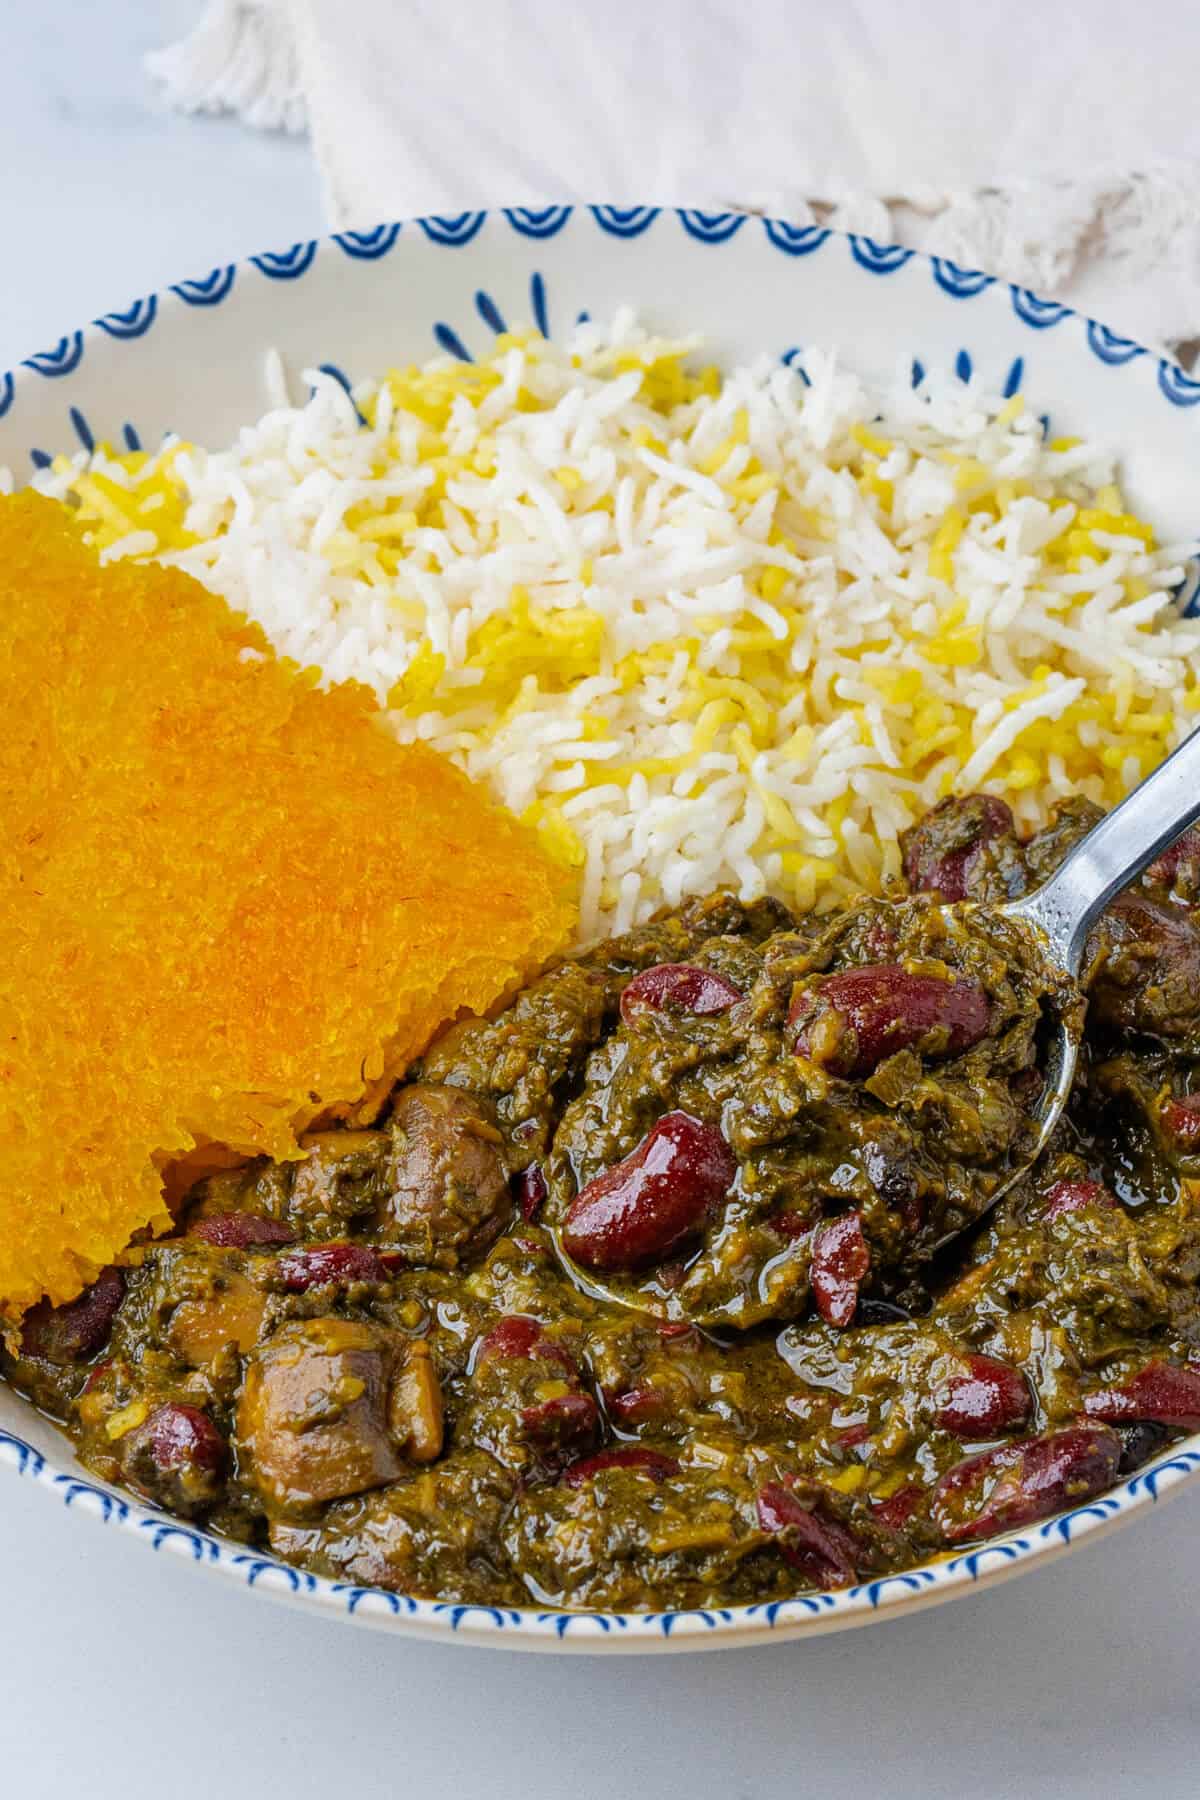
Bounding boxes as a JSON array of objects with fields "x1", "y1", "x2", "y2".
[{"x1": 1008, "y1": 726, "x2": 1200, "y2": 972}]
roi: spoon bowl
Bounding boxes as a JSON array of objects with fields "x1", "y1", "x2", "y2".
[{"x1": 552, "y1": 725, "x2": 1200, "y2": 1323}]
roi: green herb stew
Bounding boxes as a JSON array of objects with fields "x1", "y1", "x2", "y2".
[{"x1": 8, "y1": 794, "x2": 1200, "y2": 1611}]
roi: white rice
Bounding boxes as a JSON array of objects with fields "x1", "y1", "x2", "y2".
[{"x1": 30, "y1": 309, "x2": 1200, "y2": 943}]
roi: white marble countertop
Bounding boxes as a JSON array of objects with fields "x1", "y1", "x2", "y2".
[{"x1": 2, "y1": 9, "x2": 1199, "y2": 1799}]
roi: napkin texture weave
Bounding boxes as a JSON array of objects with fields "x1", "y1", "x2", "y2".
[{"x1": 149, "y1": 0, "x2": 1200, "y2": 355}]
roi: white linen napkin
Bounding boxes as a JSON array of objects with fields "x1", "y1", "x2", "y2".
[{"x1": 149, "y1": 0, "x2": 1200, "y2": 356}]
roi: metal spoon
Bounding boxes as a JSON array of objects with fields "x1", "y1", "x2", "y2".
[
  {"x1": 958, "y1": 723, "x2": 1200, "y2": 1241},
  {"x1": 550, "y1": 728, "x2": 1200, "y2": 1323}
]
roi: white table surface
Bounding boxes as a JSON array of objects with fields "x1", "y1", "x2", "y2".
[{"x1": 2, "y1": 8, "x2": 1198, "y2": 1798}]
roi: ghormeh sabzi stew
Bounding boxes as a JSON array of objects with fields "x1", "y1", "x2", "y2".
[{"x1": 9, "y1": 794, "x2": 1200, "y2": 1611}]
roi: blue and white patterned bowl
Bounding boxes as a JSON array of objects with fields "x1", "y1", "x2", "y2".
[{"x1": 4, "y1": 206, "x2": 1200, "y2": 1652}]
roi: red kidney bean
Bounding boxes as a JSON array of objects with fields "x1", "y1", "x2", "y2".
[
  {"x1": 656, "y1": 1320, "x2": 700, "y2": 1343},
  {"x1": 1042, "y1": 1178, "x2": 1117, "y2": 1220},
  {"x1": 561, "y1": 1446, "x2": 680, "y2": 1488},
  {"x1": 936, "y1": 1353, "x2": 1032, "y2": 1439},
  {"x1": 275, "y1": 1243, "x2": 387, "y2": 1291},
  {"x1": 606, "y1": 1385, "x2": 671, "y2": 1425},
  {"x1": 189, "y1": 1212, "x2": 296, "y2": 1249},
  {"x1": 122, "y1": 1402, "x2": 227, "y2": 1515},
  {"x1": 837, "y1": 1423, "x2": 871, "y2": 1448},
  {"x1": 790, "y1": 965, "x2": 991, "y2": 1078},
  {"x1": 902, "y1": 795, "x2": 1016, "y2": 902},
  {"x1": 520, "y1": 1393, "x2": 600, "y2": 1450},
  {"x1": 562, "y1": 1111, "x2": 736, "y2": 1272},
  {"x1": 20, "y1": 1268, "x2": 125, "y2": 1365},
  {"x1": 773, "y1": 1209, "x2": 812, "y2": 1241},
  {"x1": 870, "y1": 1484, "x2": 924, "y2": 1532},
  {"x1": 620, "y1": 963, "x2": 743, "y2": 1025},
  {"x1": 148, "y1": 1403, "x2": 226, "y2": 1475},
  {"x1": 516, "y1": 1164, "x2": 548, "y2": 1221},
  {"x1": 1161, "y1": 1095, "x2": 1200, "y2": 1154},
  {"x1": 811, "y1": 1212, "x2": 870, "y2": 1328},
  {"x1": 756, "y1": 1483, "x2": 860, "y2": 1587},
  {"x1": 1083, "y1": 1360, "x2": 1200, "y2": 1431},
  {"x1": 932, "y1": 1424, "x2": 1121, "y2": 1542},
  {"x1": 476, "y1": 1314, "x2": 577, "y2": 1377}
]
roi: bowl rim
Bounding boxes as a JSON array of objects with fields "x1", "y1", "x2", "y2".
[
  {"x1": 4, "y1": 1417, "x2": 1199, "y2": 1649},
  {"x1": 5, "y1": 203, "x2": 1200, "y2": 445},
  {"x1": 4, "y1": 202, "x2": 1200, "y2": 1650}
]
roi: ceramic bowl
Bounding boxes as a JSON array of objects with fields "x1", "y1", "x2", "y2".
[{"x1": 3, "y1": 207, "x2": 1199, "y2": 1651}]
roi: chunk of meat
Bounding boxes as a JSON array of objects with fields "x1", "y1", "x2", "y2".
[
  {"x1": 1086, "y1": 895, "x2": 1200, "y2": 1040},
  {"x1": 377, "y1": 1085, "x2": 510, "y2": 1267},
  {"x1": 790, "y1": 966, "x2": 991, "y2": 1078},
  {"x1": 20, "y1": 1267, "x2": 125, "y2": 1365},
  {"x1": 167, "y1": 1271, "x2": 266, "y2": 1365},
  {"x1": 287, "y1": 1131, "x2": 389, "y2": 1234},
  {"x1": 901, "y1": 795, "x2": 1021, "y2": 902},
  {"x1": 237, "y1": 1319, "x2": 408, "y2": 1513},
  {"x1": 388, "y1": 1339, "x2": 445, "y2": 1462}
]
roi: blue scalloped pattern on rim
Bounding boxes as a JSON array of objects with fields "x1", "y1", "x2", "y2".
[
  {"x1": 503, "y1": 205, "x2": 574, "y2": 238},
  {"x1": 931, "y1": 257, "x2": 995, "y2": 299},
  {"x1": 849, "y1": 235, "x2": 913, "y2": 274},
  {"x1": 1010, "y1": 286, "x2": 1070, "y2": 329},
  {"x1": 1158, "y1": 360, "x2": 1200, "y2": 406},
  {"x1": 763, "y1": 218, "x2": 831, "y2": 256},
  {"x1": 4, "y1": 207, "x2": 1200, "y2": 409},
  {"x1": 171, "y1": 266, "x2": 236, "y2": 306},
  {"x1": 678, "y1": 209, "x2": 747, "y2": 243},
  {"x1": 333, "y1": 224, "x2": 402, "y2": 260},
  {"x1": 1, "y1": 1423, "x2": 1198, "y2": 1639},
  {"x1": 22, "y1": 332, "x2": 85, "y2": 377},
  {"x1": 95, "y1": 296, "x2": 158, "y2": 340},
  {"x1": 250, "y1": 242, "x2": 318, "y2": 280},
  {"x1": 590, "y1": 205, "x2": 660, "y2": 238},
  {"x1": 1086, "y1": 319, "x2": 1144, "y2": 366},
  {"x1": 418, "y1": 212, "x2": 487, "y2": 247}
]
